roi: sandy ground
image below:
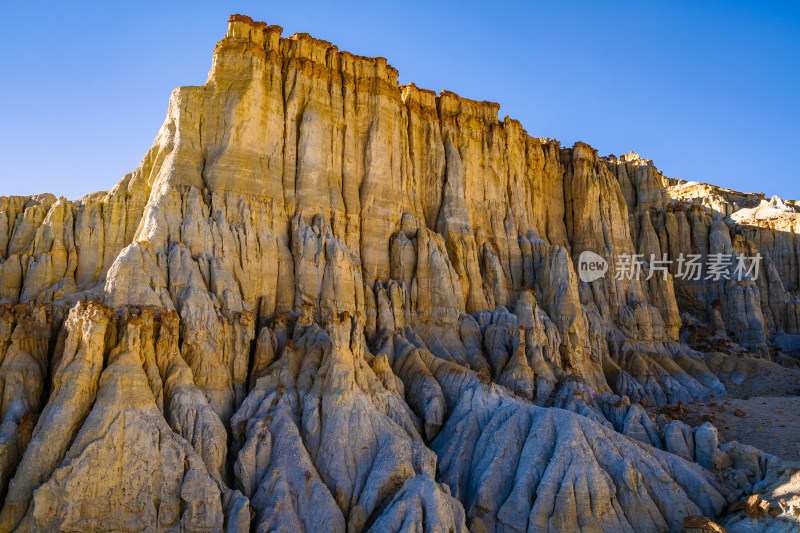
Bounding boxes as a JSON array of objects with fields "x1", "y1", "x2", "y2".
[
  {"x1": 655, "y1": 355, "x2": 800, "y2": 461},
  {"x1": 678, "y1": 396, "x2": 800, "y2": 462}
]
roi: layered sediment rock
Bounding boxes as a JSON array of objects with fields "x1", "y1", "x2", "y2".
[{"x1": 1, "y1": 14, "x2": 799, "y2": 532}]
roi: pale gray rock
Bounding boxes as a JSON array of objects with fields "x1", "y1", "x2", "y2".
[
  {"x1": 1, "y1": 13, "x2": 799, "y2": 532},
  {"x1": 665, "y1": 420, "x2": 696, "y2": 462}
]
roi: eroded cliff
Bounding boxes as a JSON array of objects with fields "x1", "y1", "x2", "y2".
[{"x1": 1, "y1": 14, "x2": 799, "y2": 533}]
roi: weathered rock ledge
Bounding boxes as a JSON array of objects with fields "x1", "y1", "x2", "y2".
[{"x1": 1, "y1": 14, "x2": 799, "y2": 532}]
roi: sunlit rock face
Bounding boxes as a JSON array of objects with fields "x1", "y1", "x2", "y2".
[{"x1": 0, "y1": 14, "x2": 799, "y2": 532}]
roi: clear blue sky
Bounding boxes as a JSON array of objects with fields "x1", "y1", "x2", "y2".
[{"x1": 1, "y1": 1, "x2": 798, "y2": 200}]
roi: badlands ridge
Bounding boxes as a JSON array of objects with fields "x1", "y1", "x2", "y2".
[{"x1": 1, "y1": 14, "x2": 799, "y2": 533}]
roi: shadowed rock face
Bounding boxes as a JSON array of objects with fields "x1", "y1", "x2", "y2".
[{"x1": 0, "y1": 14, "x2": 799, "y2": 532}]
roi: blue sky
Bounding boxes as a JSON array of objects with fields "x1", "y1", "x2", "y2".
[{"x1": 1, "y1": 1, "x2": 798, "y2": 200}]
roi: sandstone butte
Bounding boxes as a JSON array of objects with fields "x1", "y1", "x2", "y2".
[{"x1": 1, "y1": 13, "x2": 800, "y2": 533}]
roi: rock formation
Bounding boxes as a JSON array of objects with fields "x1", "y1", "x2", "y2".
[{"x1": 1, "y1": 14, "x2": 799, "y2": 532}]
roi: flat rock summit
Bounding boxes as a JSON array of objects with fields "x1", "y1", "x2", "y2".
[{"x1": 1, "y1": 14, "x2": 799, "y2": 532}]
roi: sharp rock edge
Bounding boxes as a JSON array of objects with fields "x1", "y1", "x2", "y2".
[{"x1": 0, "y1": 14, "x2": 799, "y2": 533}]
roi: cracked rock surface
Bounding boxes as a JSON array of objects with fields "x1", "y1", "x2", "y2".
[{"x1": 1, "y1": 14, "x2": 800, "y2": 532}]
